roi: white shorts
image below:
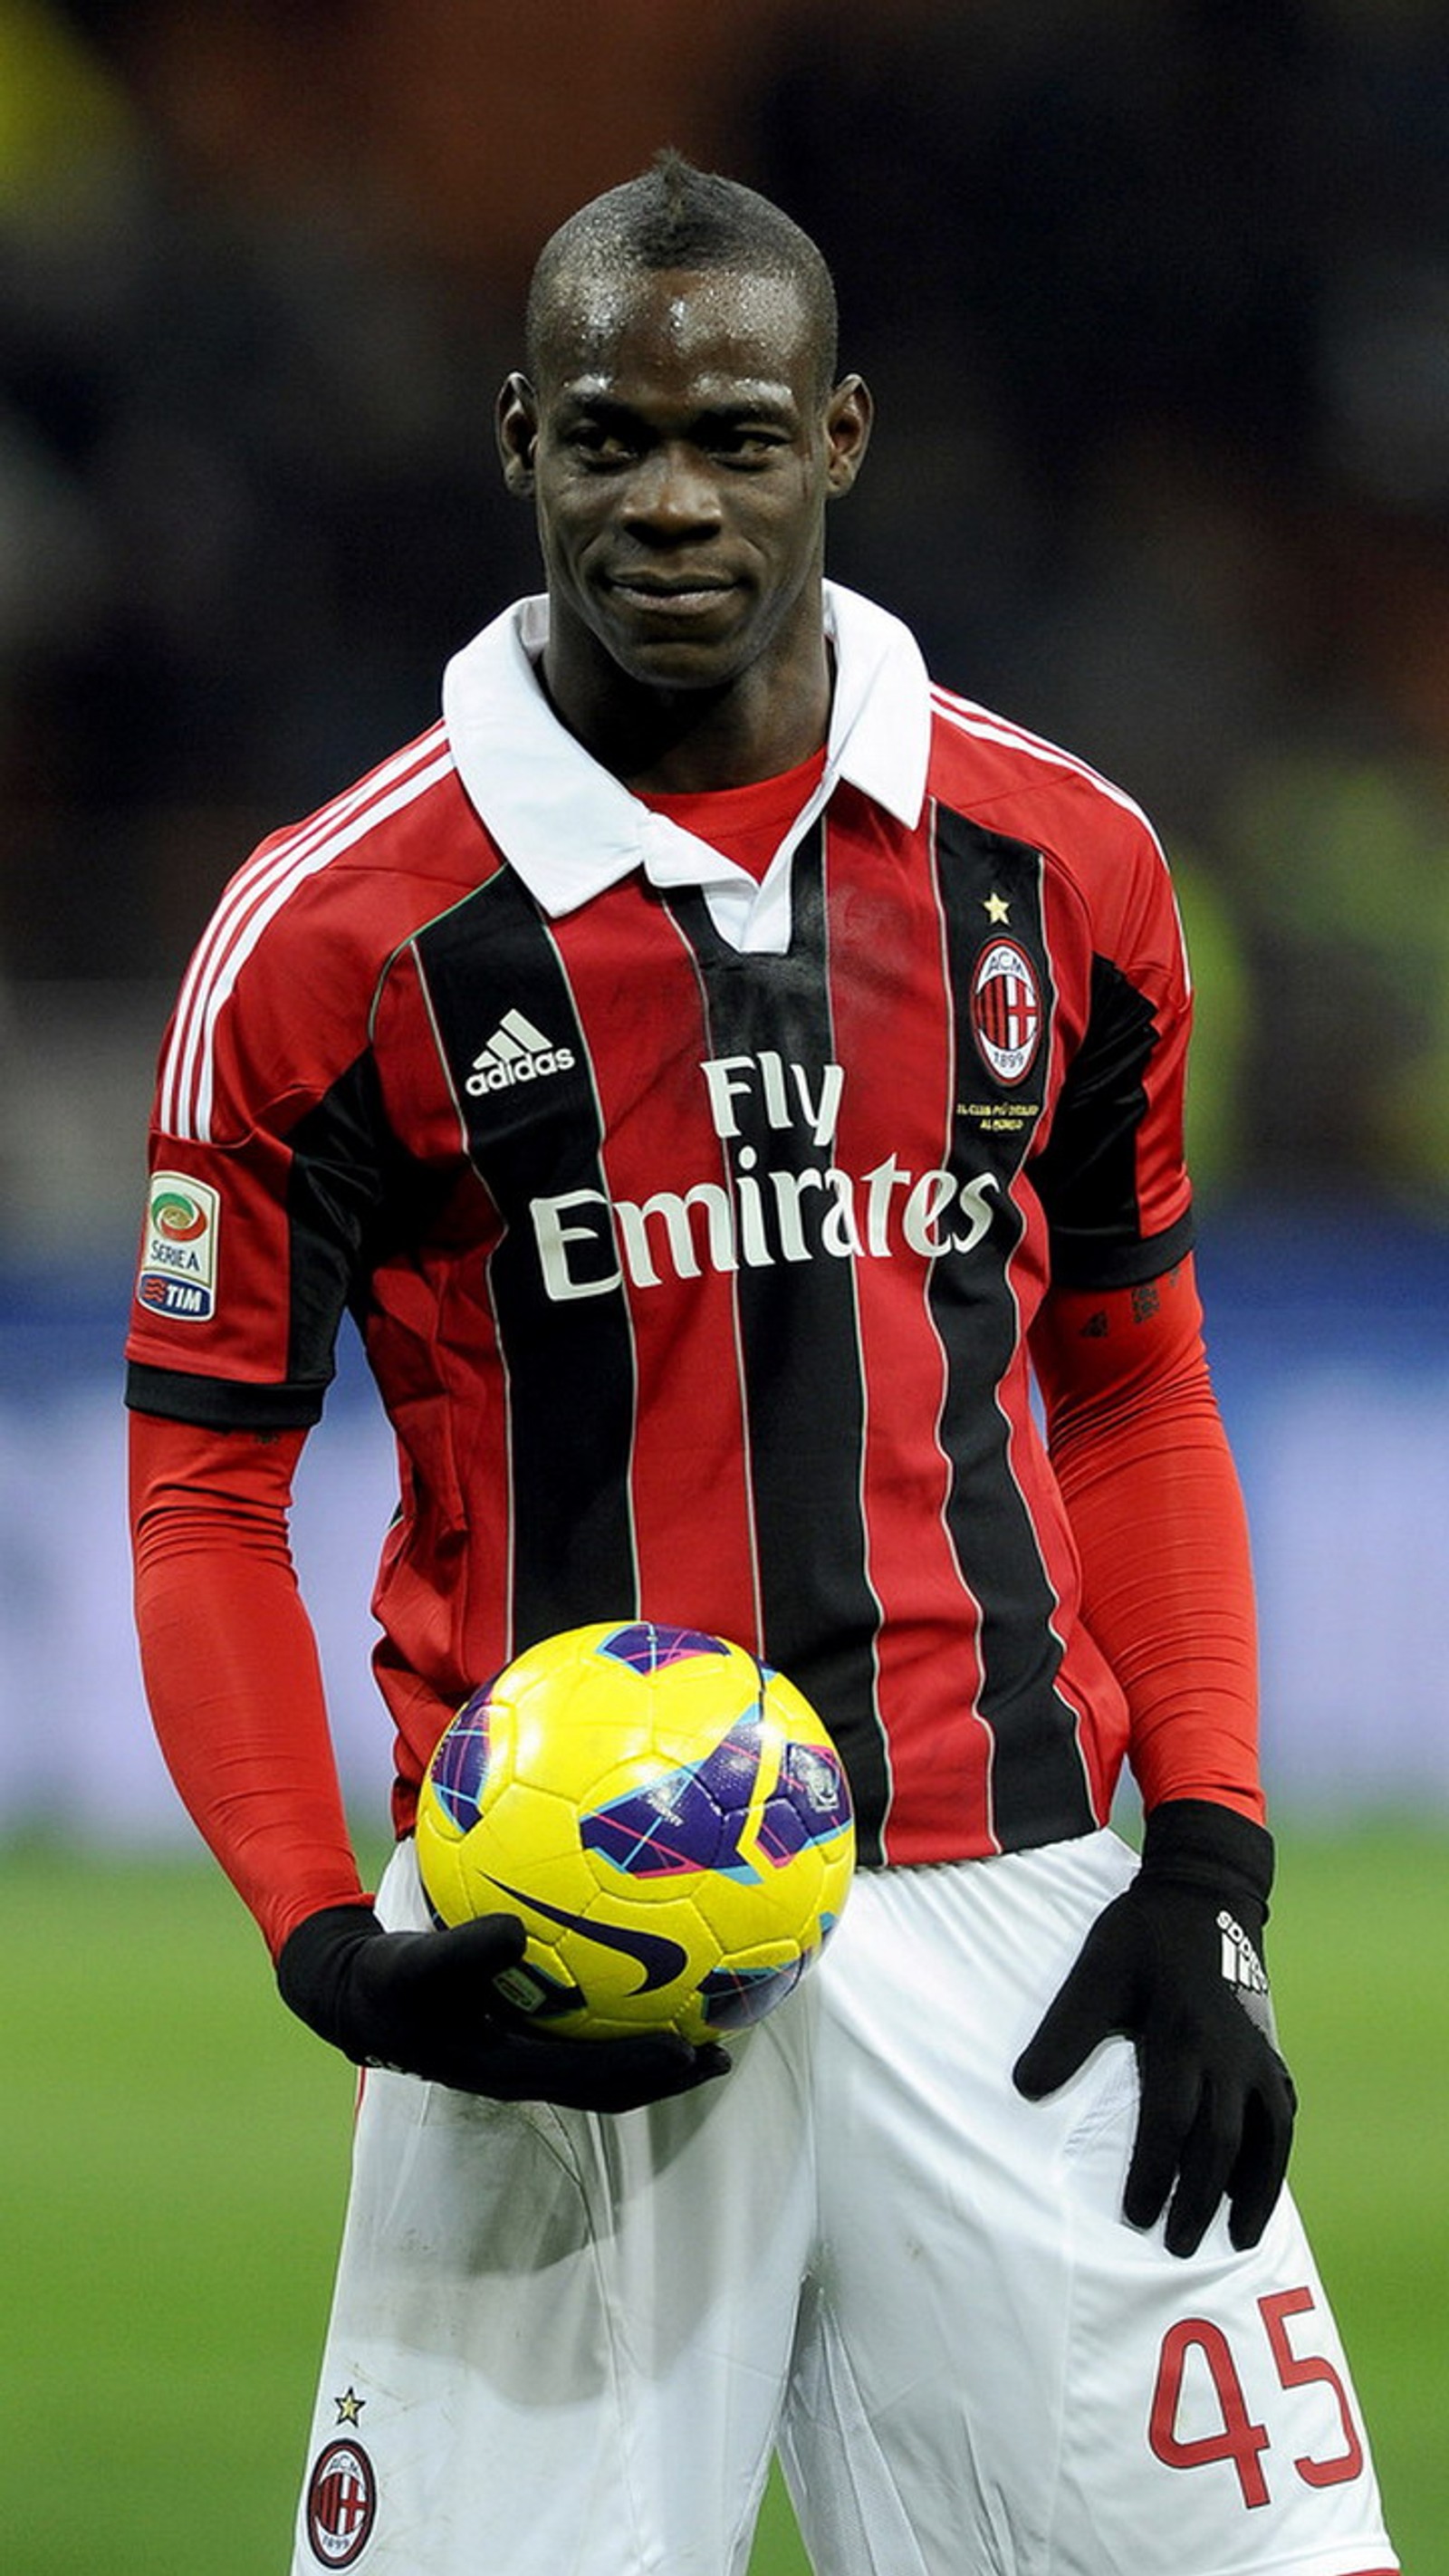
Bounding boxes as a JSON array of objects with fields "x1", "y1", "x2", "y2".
[{"x1": 292, "y1": 1831, "x2": 1397, "y2": 2576}]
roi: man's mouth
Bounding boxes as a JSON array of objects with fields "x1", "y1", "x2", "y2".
[{"x1": 604, "y1": 573, "x2": 737, "y2": 615}]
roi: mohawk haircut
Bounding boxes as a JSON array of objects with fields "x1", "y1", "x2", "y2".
[{"x1": 525, "y1": 149, "x2": 840, "y2": 394}]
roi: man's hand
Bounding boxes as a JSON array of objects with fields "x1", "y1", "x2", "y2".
[
  {"x1": 1012, "y1": 1801, "x2": 1296, "y2": 2257},
  {"x1": 277, "y1": 1903, "x2": 731, "y2": 2113}
]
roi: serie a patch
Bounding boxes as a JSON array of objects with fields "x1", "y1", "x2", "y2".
[{"x1": 134, "y1": 1172, "x2": 220, "y2": 1322}]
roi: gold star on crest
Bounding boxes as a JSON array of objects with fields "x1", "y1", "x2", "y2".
[
  {"x1": 984, "y1": 892, "x2": 1011, "y2": 924},
  {"x1": 334, "y1": 2388, "x2": 366, "y2": 2427}
]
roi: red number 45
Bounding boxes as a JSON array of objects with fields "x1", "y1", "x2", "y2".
[{"x1": 1149, "y1": 2287, "x2": 1365, "y2": 2509}]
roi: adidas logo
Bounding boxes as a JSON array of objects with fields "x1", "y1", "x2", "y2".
[
  {"x1": 465, "y1": 1008, "x2": 576, "y2": 1097},
  {"x1": 1217, "y1": 1908, "x2": 1281, "y2": 2048},
  {"x1": 1216, "y1": 1910, "x2": 1269, "y2": 1995}
]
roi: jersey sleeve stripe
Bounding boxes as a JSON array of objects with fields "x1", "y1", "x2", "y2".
[
  {"x1": 190, "y1": 752, "x2": 456, "y2": 1143},
  {"x1": 160, "y1": 735, "x2": 453, "y2": 1141},
  {"x1": 161, "y1": 726, "x2": 448, "y2": 1136},
  {"x1": 928, "y1": 689, "x2": 1191, "y2": 994},
  {"x1": 161, "y1": 729, "x2": 445, "y2": 1136},
  {"x1": 929, "y1": 687, "x2": 1164, "y2": 841}
]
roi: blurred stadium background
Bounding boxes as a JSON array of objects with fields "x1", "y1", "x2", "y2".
[{"x1": 0, "y1": 0, "x2": 1444, "y2": 2566}]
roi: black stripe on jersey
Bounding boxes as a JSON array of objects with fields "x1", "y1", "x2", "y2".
[
  {"x1": 664, "y1": 826, "x2": 891, "y2": 1866},
  {"x1": 411, "y1": 874, "x2": 638, "y2": 1648},
  {"x1": 285, "y1": 1052, "x2": 442, "y2": 1375},
  {"x1": 931, "y1": 803, "x2": 1097, "y2": 1850},
  {"x1": 1032, "y1": 953, "x2": 1195, "y2": 1290},
  {"x1": 123, "y1": 1357, "x2": 330, "y2": 1430}
]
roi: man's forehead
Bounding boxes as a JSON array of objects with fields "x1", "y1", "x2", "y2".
[{"x1": 534, "y1": 261, "x2": 819, "y2": 398}]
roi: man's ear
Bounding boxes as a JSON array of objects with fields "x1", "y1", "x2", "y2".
[
  {"x1": 495, "y1": 373, "x2": 539, "y2": 496},
  {"x1": 824, "y1": 373, "x2": 873, "y2": 498}
]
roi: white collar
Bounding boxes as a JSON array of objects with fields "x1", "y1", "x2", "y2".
[{"x1": 441, "y1": 582, "x2": 931, "y2": 948}]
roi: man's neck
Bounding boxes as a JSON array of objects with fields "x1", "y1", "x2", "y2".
[{"x1": 539, "y1": 622, "x2": 833, "y2": 795}]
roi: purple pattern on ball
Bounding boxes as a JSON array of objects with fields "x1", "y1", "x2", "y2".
[
  {"x1": 581, "y1": 1716, "x2": 764, "y2": 1877},
  {"x1": 430, "y1": 1693, "x2": 494, "y2": 1831},
  {"x1": 755, "y1": 1739, "x2": 852, "y2": 1864},
  {"x1": 599, "y1": 1621, "x2": 729, "y2": 1675}
]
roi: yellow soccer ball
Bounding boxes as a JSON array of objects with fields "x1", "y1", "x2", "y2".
[{"x1": 415, "y1": 1621, "x2": 856, "y2": 2044}]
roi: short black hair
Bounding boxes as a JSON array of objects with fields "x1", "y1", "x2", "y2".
[{"x1": 525, "y1": 149, "x2": 840, "y2": 393}]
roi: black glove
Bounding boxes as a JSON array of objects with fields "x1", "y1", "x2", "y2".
[
  {"x1": 277, "y1": 1903, "x2": 731, "y2": 2113},
  {"x1": 1012, "y1": 1800, "x2": 1296, "y2": 2257}
]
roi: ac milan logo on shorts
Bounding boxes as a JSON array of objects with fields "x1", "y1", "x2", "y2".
[
  {"x1": 305, "y1": 2439, "x2": 377, "y2": 2566},
  {"x1": 971, "y1": 940, "x2": 1041, "y2": 1085}
]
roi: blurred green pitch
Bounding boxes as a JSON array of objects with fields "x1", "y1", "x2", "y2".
[{"x1": 2, "y1": 1829, "x2": 1444, "y2": 2573}]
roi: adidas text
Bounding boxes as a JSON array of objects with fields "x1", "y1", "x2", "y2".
[{"x1": 466, "y1": 1008, "x2": 575, "y2": 1096}]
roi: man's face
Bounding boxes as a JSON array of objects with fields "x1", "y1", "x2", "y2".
[{"x1": 498, "y1": 263, "x2": 869, "y2": 705}]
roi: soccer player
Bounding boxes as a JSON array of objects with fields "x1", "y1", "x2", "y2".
[{"x1": 127, "y1": 154, "x2": 1399, "y2": 2575}]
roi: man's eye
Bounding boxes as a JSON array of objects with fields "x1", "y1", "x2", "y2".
[
  {"x1": 565, "y1": 425, "x2": 635, "y2": 463},
  {"x1": 713, "y1": 428, "x2": 785, "y2": 462}
]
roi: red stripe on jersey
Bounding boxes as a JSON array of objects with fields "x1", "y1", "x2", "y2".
[
  {"x1": 823, "y1": 801, "x2": 996, "y2": 1857},
  {"x1": 362, "y1": 935, "x2": 516, "y2": 1793},
  {"x1": 550, "y1": 894, "x2": 764, "y2": 1643},
  {"x1": 992, "y1": 1315, "x2": 1119, "y2": 1825}
]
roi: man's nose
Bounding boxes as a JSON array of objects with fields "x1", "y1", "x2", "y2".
[{"x1": 621, "y1": 444, "x2": 724, "y2": 537}]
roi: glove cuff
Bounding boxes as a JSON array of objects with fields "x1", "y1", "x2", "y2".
[
  {"x1": 276, "y1": 1900, "x2": 380, "y2": 2051},
  {"x1": 1141, "y1": 1797, "x2": 1274, "y2": 1921}
]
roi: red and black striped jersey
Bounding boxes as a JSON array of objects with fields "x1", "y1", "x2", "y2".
[{"x1": 125, "y1": 586, "x2": 1195, "y2": 1868}]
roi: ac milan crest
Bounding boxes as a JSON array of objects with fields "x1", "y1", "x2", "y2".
[
  {"x1": 305, "y1": 2438, "x2": 377, "y2": 2566},
  {"x1": 971, "y1": 939, "x2": 1042, "y2": 1086}
]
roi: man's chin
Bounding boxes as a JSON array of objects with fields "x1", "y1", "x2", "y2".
[
  {"x1": 600, "y1": 629, "x2": 754, "y2": 697},
  {"x1": 585, "y1": 583, "x2": 761, "y2": 685}
]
